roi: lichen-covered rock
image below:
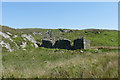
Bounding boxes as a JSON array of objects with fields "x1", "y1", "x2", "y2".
[
  {"x1": 0, "y1": 31, "x2": 13, "y2": 42},
  {"x1": 0, "y1": 31, "x2": 20, "y2": 51},
  {"x1": 14, "y1": 42, "x2": 19, "y2": 49},
  {"x1": 45, "y1": 31, "x2": 53, "y2": 39},
  {"x1": 0, "y1": 31, "x2": 40, "y2": 52},
  {"x1": 13, "y1": 35, "x2": 18, "y2": 38},
  {"x1": 21, "y1": 34, "x2": 38, "y2": 48},
  {"x1": 0, "y1": 41, "x2": 14, "y2": 52},
  {"x1": 20, "y1": 42, "x2": 27, "y2": 48},
  {"x1": 6, "y1": 32, "x2": 12, "y2": 35},
  {"x1": 33, "y1": 32, "x2": 42, "y2": 35},
  {"x1": 80, "y1": 50, "x2": 84, "y2": 53},
  {"x1": 111, "y1": 39, "x2": 114, "y2": 42}
]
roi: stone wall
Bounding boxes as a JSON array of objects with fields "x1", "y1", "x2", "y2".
[
  {"x1": 84, "y1": 40, "x2": 90, "y2": 49},
  {"x1": 53, "y1": 39, "x2": 71, "y2": 49},
  {"x1": 73, "y1": 38, "x2": 84, "y2": 49},
  {"x1": 40, "y1": 36, "x2": 90, "y2": 50},
  {"x1": 41, "y1": 39, "x2": 53, "y2": 48},
  {"x1": 73, "y1": 36, "x2": 90, "y2": 49},
  {"x1": 45, "y1": 31, "x2": 53, "y2": 39}
]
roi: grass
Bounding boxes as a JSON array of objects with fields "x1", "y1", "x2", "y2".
[
  {"x1": 2, "y1": 48, "x2": 118, "y2": 78},
  {"x1": 1, "y1": 26, "x2": 119, "y2": 51},
  {"x1": 1, "y1": 26, "x2": 119, "y2": 78},
  {"x1": 18, "y1": 28, "x2": 119, "y2": 47}
]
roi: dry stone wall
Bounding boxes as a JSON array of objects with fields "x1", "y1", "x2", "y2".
[
  {"x1": 73, "y1": 38, "x2": 84, "y2": 49},
  {"x1": 53, "y1": 39, "x2": 71, "y2": 49},
  {"x1": 41, "y1": 39, "x2": 53, "y2": 48},
  {"x1": 41, "y1": 36, "x2": 90, "y2": 50}
]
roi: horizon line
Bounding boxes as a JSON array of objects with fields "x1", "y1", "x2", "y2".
[{"x1": 2, "y1": 25, "x2": 118, "y2": 31}]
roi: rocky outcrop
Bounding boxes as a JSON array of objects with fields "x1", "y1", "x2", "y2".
[
  {"x1": 20, "y1": 42, "x2": 27, "y2": 48},
  {"x1": 0, "y1": 31, "x2": 39, "y2": 52},
  {"x1": 21, "y1": 34, "x2": 38, "y2": 48},
  {"x1": 30, "y1": 32, "x2": 42, "y2": 35},
  {"x1": 1, "y1": 27, "x2": 91, "y2": 52},
  {"x1": 6, "y1": 32, "x2": 12, "y2": 36},
  {"x1": 0, "y1": 31, "x2": 13, "y2": 42},
  {"x1": 13, "y1": 35, "x2": 18, "y2": 38},
  {"x1": 0, "y1": 41, "x2": 13, "y2": 52}
]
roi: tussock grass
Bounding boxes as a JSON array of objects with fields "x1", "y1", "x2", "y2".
[
  {"x1": 2, "y1": 48, "x2": 118, "y2": 78},
  {"x1": 2, "y1": 26, "x2": 118, "y2": 47},
  {"x1": 1, "y1": 26, "x2": 119, "y2": 78}
]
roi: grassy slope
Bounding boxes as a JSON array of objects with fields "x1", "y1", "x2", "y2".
[
  {"x1": 18, "y1": 28, "x2": 118, "y2": 47},
  {"x1": 1, "y1": 26, "x2": 119, "y2": 78},
  {"x1": 2, "y1": 48, "x2": 118, "y2": 78},
  {"x1": 1, "y1": 26, "x2": 118, "y2": 47},
  {"x1": 1, "y1": 26, "x2": 37, "y2": 52},
  {"x1": 2, "y1": 26, "x2": 22, "y2": 35}
]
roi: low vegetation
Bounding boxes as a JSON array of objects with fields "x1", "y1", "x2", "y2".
[
  {"x1": 2, "y1": 48, "x2": 118, "y2": 78},
  {"x1": 1, "y1": 26, "x2": 119, "y2": 78}
]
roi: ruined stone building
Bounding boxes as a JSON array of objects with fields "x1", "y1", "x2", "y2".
[
  {"x1": 45, "y1": 31, "x2": 54, "y2": 40},
  {"x1": 41, "y1": 31, "x2": 55, "y2": 48},
  {"x1": 73, "y1": 36, "x2": 90, "y2": 49},
  {"x1": 53, "y1": 39, "x2": 71, "y2": 49},
  {"x1": 41, "y1": 39, "x2": 53, "y2": 48},
  {"x1": 73, "y1": 38, "x2": 84, "y2": 49},
  {"x1": 41, "y1": 32, "x2": 90, "y2": 49}
]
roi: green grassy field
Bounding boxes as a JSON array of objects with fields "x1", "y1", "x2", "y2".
[
  {"x1": 1, "y1": 26, "x2": 119, "y2": 78},
  {"x1": 2, "y1": 26, "x2": 118, "y2": 47},
  {"x1": 19, "y1": 28, "x2": 118, "y2": 47},
  {"x1": 2, "y1": 48, "x2": 118, "y2": 78}
]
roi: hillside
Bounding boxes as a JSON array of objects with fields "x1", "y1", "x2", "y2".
[
  {"x1": 1, "y1": 25, "x2": 119, "y2": 78},
  {"x1": 2, "y1": 47, "x2": 118, "y2": 78},
  {"x1": 0, "y1": 25, "x2": 118, "y2": 52},
  {"x1": 1, "y1": 26, "x2": 39, "y2": 52},
  {"x1": 20, "y1": 28, "x2": 118, "y2": 46}
]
